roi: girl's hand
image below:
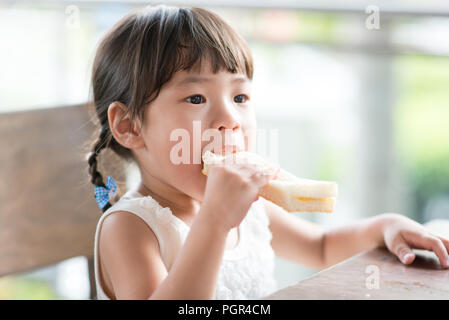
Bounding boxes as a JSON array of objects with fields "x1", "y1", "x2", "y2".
[
  {"x1": 382, "y1": 214, "x2": 449, "y2": 268},
  {"x1": 200, "y1": 161, "x2": 277, "y2": 232}
]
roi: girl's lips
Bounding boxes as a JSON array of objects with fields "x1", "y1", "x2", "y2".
[
  {"x1": 200, "y1": 145, "x2": 244, "y2": 165},
  {"x1": 215, "y1": 145, "x2": 244, "y2": 154}
]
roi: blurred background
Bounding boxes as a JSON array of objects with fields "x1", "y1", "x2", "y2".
[{"x1": 1, "y1": 0, "x2": 448, "y2": 299}]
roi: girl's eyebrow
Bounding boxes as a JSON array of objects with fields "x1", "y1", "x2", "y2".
[
  {"x1": 175, "y1": 75, "x2": 249, "y2": 87},
  {"x1": 176, "y1": 76, "x2": 211, "y2": 86},
  {"x1": 231, "y1": 76, "x2": 249, "y2": 84}
]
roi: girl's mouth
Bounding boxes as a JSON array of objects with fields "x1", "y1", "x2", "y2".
[
  {"x1": 214, "y1": 145, "x2": 244, "y2": 154},
  {"x1": 200, "y1": 144, "x2": 245, "y2": 166}
]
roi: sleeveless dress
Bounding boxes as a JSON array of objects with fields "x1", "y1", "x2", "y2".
[{"x1": 93, "y1": 189, "x2": 278, "y2": 299}]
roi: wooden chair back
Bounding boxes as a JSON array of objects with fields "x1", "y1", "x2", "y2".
[{"x1": 0, "y1": 104, "x2": 126, "y2": 299}]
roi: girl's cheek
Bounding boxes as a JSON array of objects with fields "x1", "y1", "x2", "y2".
[{"x1": 242, "y1": 118, "x2": 257, "y2": 151}]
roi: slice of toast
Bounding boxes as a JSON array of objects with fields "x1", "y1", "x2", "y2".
[{"x1": 201, "y1": 151, "x2": 337, "y2": 213}]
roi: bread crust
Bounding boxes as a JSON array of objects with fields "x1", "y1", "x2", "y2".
[{"x1": 202, "y1": 151, "x2": 337, "y2": 213}]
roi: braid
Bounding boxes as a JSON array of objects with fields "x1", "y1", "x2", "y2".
[{"x1": 88, "y1": 126, "x2": 113, "y2": 212}]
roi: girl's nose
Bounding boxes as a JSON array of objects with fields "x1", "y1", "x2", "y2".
[{"x1": 210, "y1": 100, "x2": 241, "y2": 131}]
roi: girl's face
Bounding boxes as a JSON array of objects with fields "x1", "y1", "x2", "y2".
[{"x1": 137, "y1": 61, "x2": 257, "y2": 202}]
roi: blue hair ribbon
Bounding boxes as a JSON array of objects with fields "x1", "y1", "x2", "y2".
[{"x1": 94, "y1": 176, "x2": 117, "y2": 209}]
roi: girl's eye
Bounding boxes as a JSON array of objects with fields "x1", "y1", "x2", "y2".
[
  {"x1": 234, "y1": 94, "x2": 248, "y2": 103},
  {"x1": 186, "y1": 95, "x2": 205, "y2": 105}
]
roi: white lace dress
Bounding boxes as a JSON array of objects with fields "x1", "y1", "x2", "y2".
[{"x1": 93, "y1": 189, "x2": 278, "y2": 299}]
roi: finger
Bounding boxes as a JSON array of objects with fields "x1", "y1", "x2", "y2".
[
  {"x1": 272, "y1": 166, "x2": 281, "y2": 179},
  {"x1": 391, "y1": 235, "x2": 415, "y2": 265},
  {"x1": 426, "y1": 237, "x2": 449, "y2": 268},
  {"x1": 232, "y1": 163, "x2": 260, "y2": 178},
  {"x1": 259, "y1": 165, "x2": 280, "y2": 177},
  {"x1": 232, "y1": 163, "x2": 270, "y2": 176},
  {"x1": 250, "y1": 170, "x2": 276, "y2": 188},
  {"x1": 403, "y1": 233, "x2": 449, "y2": 269},
  {"x1": 437, "y1": 235, "x2": 449, "y2": 254}
]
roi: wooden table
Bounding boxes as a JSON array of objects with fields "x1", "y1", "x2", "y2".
[{"x1": 263, "y1": 220, "x2": 449, "y2": 300}]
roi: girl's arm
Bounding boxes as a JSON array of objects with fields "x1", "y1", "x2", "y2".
[
  {"x1": 100, "y1": 162, "x2": 275, "y2": 299},
  {"x1": 322, "y1": 213, "x2": 449, "y2": 268},
  {"x1": 100, "y1": 209, "x2": 229, "y2": 300},
  {"x1": 320, "y1": 214, "x2": 387, "y2": 268},
  {"x1": 262, "y1": 199, "x2": 449, "y2": 269},
  {"x1": 261, "y1": 198, "x2": 326, "y2": 269},
  {"x1": 150, "y1": 209, "x2": 229, "y2": 299}
]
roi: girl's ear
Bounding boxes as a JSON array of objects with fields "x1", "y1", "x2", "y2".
[{"x1": 108, "y1": 102, "x2": 145, "y2": 150}]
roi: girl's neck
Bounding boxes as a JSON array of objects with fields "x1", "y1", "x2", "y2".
[{"x1": 137, "y1": 175, "x2": 201, "y2": 221}]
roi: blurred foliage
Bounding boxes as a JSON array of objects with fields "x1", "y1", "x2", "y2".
[
  {"x1": 316, "y1": 146, "x2": 347, "y2": 182},
  {"x1": 0, "y1": 276, "x2": 58, "y2": 300},
  {"x1": 294, "y1": 12, "x2": 339, "y2": 43},
  {"x1": 394, "y1": 55, "x2": 449, "y2": 219}
]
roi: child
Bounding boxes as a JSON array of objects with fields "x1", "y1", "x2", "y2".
[{"x1": 86, "y1": 5, "x2": 449, "y2": 300}]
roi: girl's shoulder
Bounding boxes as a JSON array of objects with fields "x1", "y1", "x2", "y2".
[
  {"x1": 97, "y1": 188, "x2": 164, "y2": 240},
  {"x1": 95, "y1": 189, "x2": 185, "y2": 269},
  {"x1": 97, "y1": 189, "x2": 182, "y2": 250},
  {"x1": 102, "y1": 189, "x2": 174, "y2": 224}
]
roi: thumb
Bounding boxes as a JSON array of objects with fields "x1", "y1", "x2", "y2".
[{"x1": 393, "y1": 235, "x2": 415, "y2": 265}]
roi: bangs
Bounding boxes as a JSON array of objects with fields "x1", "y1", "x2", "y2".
[
  {"x1": 173, "y1": 8, "x2": 253, "y2": 78},
  {"x1": 140, "y1": 6, "x2": 253, "y2": 85},
  {"x1": 98, "y1": 5, "x2": 254, "y2": 124}
]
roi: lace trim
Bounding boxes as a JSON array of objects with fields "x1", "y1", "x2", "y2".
[{"x1": 122, "y1": 189, "x2": 248, "y2": 260}]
